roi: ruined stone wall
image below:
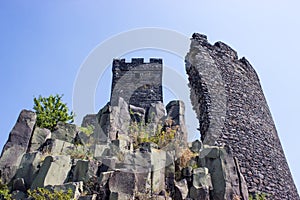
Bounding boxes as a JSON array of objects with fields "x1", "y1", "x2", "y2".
[
  {"x1": 185, "y1": 33, "x2": 299, "y2": 199},
  {"x1": 111, "y1": 58, "x2": 163, "y2": 109}
]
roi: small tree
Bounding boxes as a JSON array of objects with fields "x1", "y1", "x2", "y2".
[{"x1": 33, "y1": 94, "x2": 74, "y2": 131}]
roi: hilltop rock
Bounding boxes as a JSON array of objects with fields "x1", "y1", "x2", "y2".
[{"x1": 0, "y1": 110, "x2": 36, "y2": 183}]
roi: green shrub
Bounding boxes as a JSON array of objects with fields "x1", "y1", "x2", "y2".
[
  {"x1": 78, "y1": 125, "x2": 94, "y2": 136},
  {"x1": 33, "y1": 94, "x2": 74, "y2": 131},
  {"x1": 0, "y1": 180, "x2": 11, "y2": 200},
  {"x1": 66, "y1": 145, "x2": 93, "y2": 160},
  {"x1": 27, "y1": 187, "x2": 73, "y2": 200},
  {"x1": 129, "y1": 120, "x2": 176, "y2": 150},
  {"x1": 249, "y1": 193, "x2": 267, "y2": 200}
]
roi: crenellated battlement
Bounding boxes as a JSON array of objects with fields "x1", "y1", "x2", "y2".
[{"x1": 112, "y1": 58, "x2": 162, "y2": 71}]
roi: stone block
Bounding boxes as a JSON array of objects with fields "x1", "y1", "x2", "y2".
[
  {"x1": 39, "y1": 139, "x2": 74, "y2": 155},
  {"x1": 31, "y1": 155, "x2": 72, "y2": 189},
  {"x1": 51, "y1": 122, "x2": 77, "y2": 143},
  {"x1": 200, "y1": 145, "x2": 220, "y2": 158},
  {"x1": 28, "y1": 127, "x2": 51, "y2": 152},
  {"x1": 190, "y1": 186, "x2": 210, "y2": 200},
  {"x1": 12, "y1": 178, "x2": 26, "y2": 192},
  {"x1": 166, "y1": 100, "x2": 187, "y2": 142},
  {"x1": 109, "y1": 170, "x2": 136, "y2": 196},
  {"x1": 151, "y1": 148, "x2": 166, "y2": 193},
  {"x1": 14, "y1": 152, "x2": 42, "y2": 189},
  {"x1": 81, "y1": 114, "x2": 97, "y2": 128},
  {"x1": 190, "y1": 139, "x2": 203, "y2": 153},
  {"x1": 94, "y1": 144, "x2": 109, "y2": 158},
  {"x1": 174, "y1": 179, "x2": 188, "y2": 200},
  {"x1": 192, "y1": 167, "x2": 212, "y2": 189},
  {"x1": 72, "y1": 160, "x2": 98, "y2": 182}
]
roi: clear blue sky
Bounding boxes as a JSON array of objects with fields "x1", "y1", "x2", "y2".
[{"x1": 1, "y1": 0, "x2": 299, "y2": 192}]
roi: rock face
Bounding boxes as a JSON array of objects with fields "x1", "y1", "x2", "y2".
[
  {"x1": 186, "y1": 33, "x2": 299, "y2": 199},
  {"x1": 0, "y1": 110, "x2": 36, "y2": 183}
]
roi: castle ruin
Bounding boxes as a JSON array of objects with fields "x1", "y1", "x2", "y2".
[{"x1": 0, "y1": 33, "x2": 298, "y2": 200}]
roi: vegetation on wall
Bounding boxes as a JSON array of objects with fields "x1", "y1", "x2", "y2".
[
  {"x1": 33, "y1": 94, "x2": 74, "y2": 131},
  {"x1": 129, "y1": 118, "x2": 177, "y2": 150},
  {"x1": 249, "y1": 193, "x2": 267, "y2": 200},
  {"x1": 0, "y1": 180, "x2": 11, "y2": 200},
  {"x1": 27, "y1": 187, "x2": 73, "y2": 200}
]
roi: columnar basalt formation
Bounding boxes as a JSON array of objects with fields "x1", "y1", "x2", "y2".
[{"x1": 186, "y1": 33, "x2": 299, "y2": 199}]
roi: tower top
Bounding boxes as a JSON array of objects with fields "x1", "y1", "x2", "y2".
[{"x1": 110, "y1": 58, "x2": 163, "y2": 109}]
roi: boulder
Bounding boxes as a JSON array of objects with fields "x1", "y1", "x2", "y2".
[
  {"x1": 72, "y1": 160, "x2": 99, "y2": 182},
  {"x1": 28, "y1": 127, "x2": 51, "y2": 152},
  {"x1": 109, "y1": 170, "x2": 136, "y2": 197},
  {"x1": 109, "y1": 97, "x2": 131, "y2": 140},
  {"x1": 200, "y1": 145, "x2": 220, "y2": 158},
  {"x1": 95, "y1": 103, "x2": 111, "y2": 143},
  {"x1": 51, "y1": 122, "x2": 77, "y2": 143},
  {"x1": 190, "y1": 186, "x2": 210, "y2": 200},
  {"x1": 204, "y1": 146, "x2": 248, "y2": 200},
  {"x1": 38, "y1": 139, "x2": 74, "y2": 155},
  {"x1": 190, "y1": 167, "x2": 212, "y2": 200},
  {"x1": 190, "y1": 139, "x2": 203, "y2": 153},
  {"x1": 174, "y1": 179, "x2": 188, "y2": 200},
  {"x1": 146, "y1": 102, "x2": 165, "y2": 137},
  {"x1": 12, "y1": 178, "x2": 26, "y2": 192},
  {"x1": 192, "y1": 167, "x2": 212, "y2": 189},
  {"x1": 31, "y1": 155, "x2": 72, "y2": 189},
  {"x1": 94, "y1": 144, "x2": 110, "y2": 158},
  {"x1": 166, "y1": 100, "x2": 188, "y2": 142},
  {"x1": 0, "y1": 110, "x2": 36, "y2": 183},
  {"x1": 96, "y1": 98, "x2": 131, "y2": 142},
  {"x1": 14, "y1": 152, "x2": 43, "y2": 189},
  {"x1": 98, "y1": 171, "x2": 113, "y2": 186},
  {"x1": 147, "y1": 102, "x2": 165, "y2": 124},
  {"x1": 151, "y1": 148, "x2": 166, "y2": 193},
  {"x1": 81, "y1": 114, "x2": 97, "y2": 128}
]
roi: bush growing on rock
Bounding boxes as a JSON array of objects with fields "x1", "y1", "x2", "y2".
[
  {"x1": 0, "y1": 180, "x2": 11, "y2": 200},
  {"x1": 27, "y1": 187, "x2": 73, "y2": 200},
  {"x1": 33, "y1": 94, "x2": 74, "y2": 131}
]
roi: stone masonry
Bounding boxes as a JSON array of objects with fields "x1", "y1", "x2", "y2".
[
  {"x1": 185, "y1": 33, "x2": 299, "y2": 199},
  {"x1": 110, "y1": 58, "x2": 163, "y2": 109}
]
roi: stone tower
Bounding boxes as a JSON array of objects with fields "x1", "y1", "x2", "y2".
[
  {"x1": 110, "y1": 58, "x2": 163, "y2": 109},
  {"x1": 185, "y1": 33, "x2": 299, "y2": 199}
]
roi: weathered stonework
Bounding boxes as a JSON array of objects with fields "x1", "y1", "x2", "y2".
[
  {"x1": 111, "y1": 58, "x2": 163, "y2": 109},
  {"x1": 186, "y1": 33, "x2": 299, "y2": 199}
]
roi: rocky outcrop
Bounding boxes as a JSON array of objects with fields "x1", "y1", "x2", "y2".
[
  {"x1": 0, "y1": 110, "x2": 36, "y2": 183},
  {"x1": 0, "y1": 98, "x2": 249, "y2": 200}
]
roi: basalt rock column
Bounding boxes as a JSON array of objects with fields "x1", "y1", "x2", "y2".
[{"x1": 185, "y1": 33, "x2": 299, "y2": 199}]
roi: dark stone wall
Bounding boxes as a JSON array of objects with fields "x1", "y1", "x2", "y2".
[
  {"x1": 110, "y1": 58, "x2": 163, "y2": 109},
  {"x1": 185, "y1": 33, "x2": 299, "y2": 199}
]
